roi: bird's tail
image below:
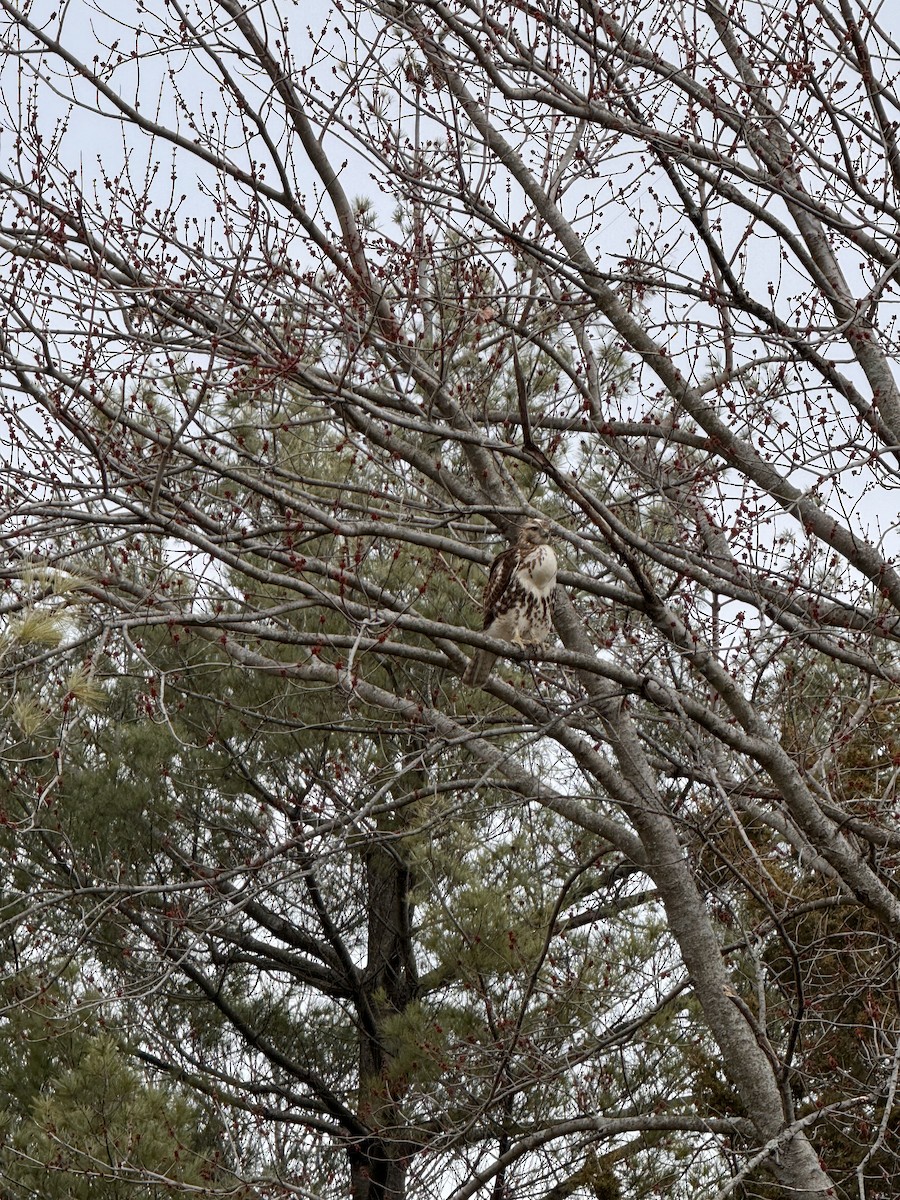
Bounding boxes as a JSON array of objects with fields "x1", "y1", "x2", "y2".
[{"x1": 461, "y1": 650, "x2": 496, "y2": 688}]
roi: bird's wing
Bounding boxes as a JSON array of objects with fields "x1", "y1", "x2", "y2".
[{"x1": 482, "y1": 546, "x2": 518, "y2": 628}]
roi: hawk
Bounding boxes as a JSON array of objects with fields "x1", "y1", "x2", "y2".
[{"x1": 461, "y1": 518, "x2": 558, "y2": 688}]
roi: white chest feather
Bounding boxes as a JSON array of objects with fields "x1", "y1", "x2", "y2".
[{"x1": 521, "y1": 545, "x2": 557, "y2": 593}]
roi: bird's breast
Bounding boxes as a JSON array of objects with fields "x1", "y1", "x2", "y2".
[{"x1": 524, "y1": 545, "x2": 558, "y2": 590}]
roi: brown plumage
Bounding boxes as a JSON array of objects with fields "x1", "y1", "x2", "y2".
[{"x1": 461, "y1": 518, "x2": 558, "y2": 688}]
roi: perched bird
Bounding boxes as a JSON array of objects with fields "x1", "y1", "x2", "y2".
[{"x1": 461, "y1": 518, "x2": 558, "y2": 688}]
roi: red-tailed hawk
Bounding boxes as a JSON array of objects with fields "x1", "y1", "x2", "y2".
[{"x1": 461, "y1": 518, "x2": 558, "y2": 688}]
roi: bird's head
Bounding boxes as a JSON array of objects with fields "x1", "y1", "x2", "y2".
[{"x1": 518, "y1": 517, "x2": 552, "y2": 547}]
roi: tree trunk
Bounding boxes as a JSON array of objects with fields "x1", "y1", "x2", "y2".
[{"x1": 353, "y1": 811, "x2": 417, "y2": 1200}]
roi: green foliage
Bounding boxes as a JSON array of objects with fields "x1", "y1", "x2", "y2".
[{"x1": 0, "y1": 977, "x2": 227, "y2": 1199}]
